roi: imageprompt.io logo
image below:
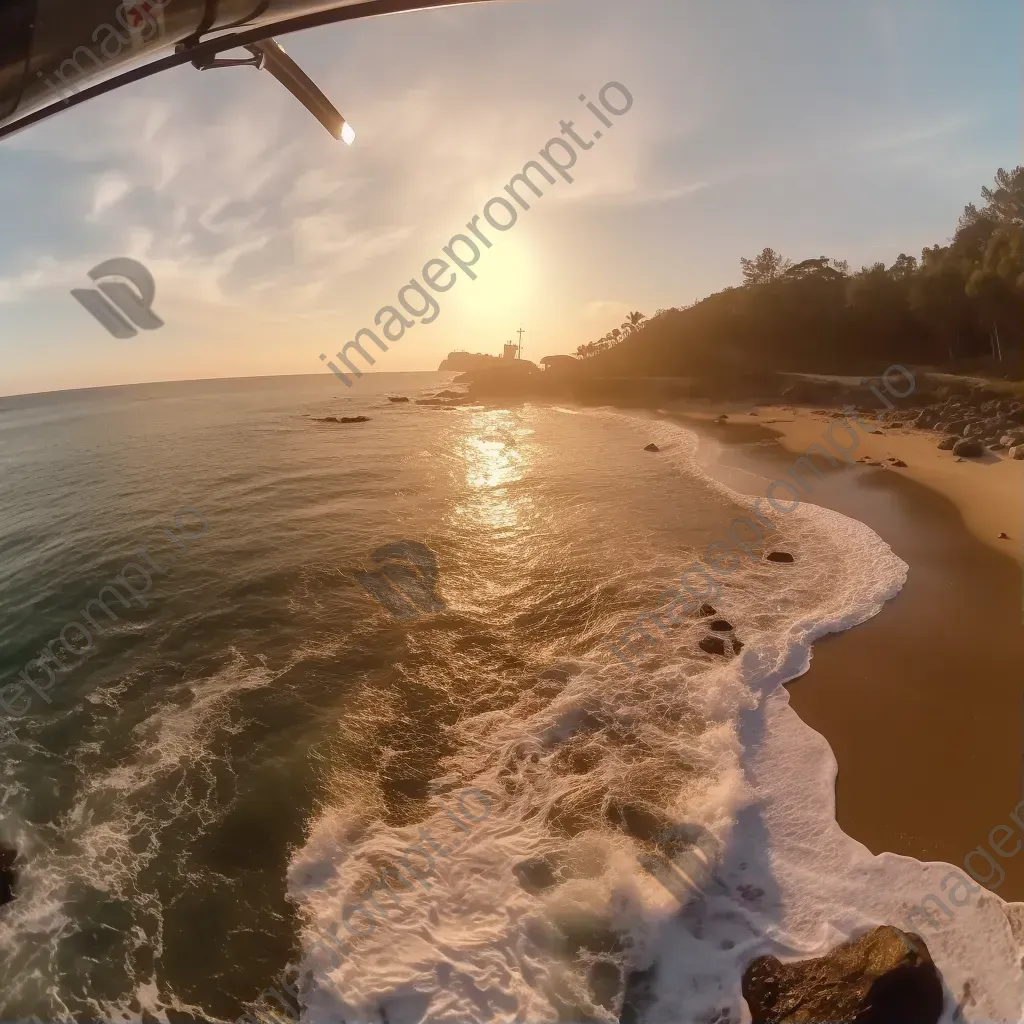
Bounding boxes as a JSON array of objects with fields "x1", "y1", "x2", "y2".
[
  {"x1": 71, "y1": 257, "x2": 164, "y2": 338},
  {"x1": 353, "y1": 540, "x2": 448, "y2": 621}
]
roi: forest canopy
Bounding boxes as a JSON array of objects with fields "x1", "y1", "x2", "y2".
[{"x1": 572, "y1": 167, "x2": 1024, "y2": 378}]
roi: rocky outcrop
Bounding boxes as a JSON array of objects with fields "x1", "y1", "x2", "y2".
[
  {"x1": 644, "y1": 443, "x2": 660, "y2": 452},
  {"x1": 742, "y1": 925, "x2": 944, "y2": 1024},
  {"x1": 437, "y1": 351, "x2": 502, "y2": 371},
  {"x1": 438, "y1": 351, "x2": 539, "y2": 372}
]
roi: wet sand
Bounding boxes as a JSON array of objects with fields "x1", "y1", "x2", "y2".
[{"x1": 692, "y1": 412, "x2": 1024, "y2": 903}]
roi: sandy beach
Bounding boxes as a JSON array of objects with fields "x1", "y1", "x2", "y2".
[{"x1": 689, "y1": 404, "x2": 1024, "y2": 902}]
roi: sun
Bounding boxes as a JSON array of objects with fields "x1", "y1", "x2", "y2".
[{"x1": 446, "y1": 232, "x2": 538, "y2": 338}]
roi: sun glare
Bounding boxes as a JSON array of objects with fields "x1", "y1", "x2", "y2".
[{"x1": 447, "y1": 233, "x2": 538, "y2": 335}]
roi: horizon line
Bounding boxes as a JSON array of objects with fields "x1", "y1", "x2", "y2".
[{"x1": 0, "y1": 366, "x2": 456, "y2": 402}]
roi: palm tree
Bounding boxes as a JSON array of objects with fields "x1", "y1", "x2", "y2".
[
  {"x1": 611, "y1": 328, "x2": 622, "y2": 343},
  {"x1": 626, "y1": 310, "x2": 647, "y2": 330}
]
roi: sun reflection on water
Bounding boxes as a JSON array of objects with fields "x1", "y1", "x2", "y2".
[{"x1": 457, "y1": 409, "x2": 533, "y2": 537}]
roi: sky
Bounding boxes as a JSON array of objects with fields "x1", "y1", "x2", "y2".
[{"x1": 0, "y1": 0, "x2": 1020, "y2": 398}]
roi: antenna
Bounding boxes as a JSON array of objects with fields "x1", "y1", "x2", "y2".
[{"x1": 517, "y1": 326, "x2": 525, "y2": 359}]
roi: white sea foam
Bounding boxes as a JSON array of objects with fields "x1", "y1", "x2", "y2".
[{"x1": 286, "y1": 411, "x2": 1023, "y2": 1024}]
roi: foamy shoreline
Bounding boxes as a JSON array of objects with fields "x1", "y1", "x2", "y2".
[{"x1": 662, "y1": 403, "x2": 1024, "y2": 1021}]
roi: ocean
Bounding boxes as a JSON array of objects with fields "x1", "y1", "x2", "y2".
[{"x1": 0, "y1": 372, "x2": 1020, "y2": 1022}]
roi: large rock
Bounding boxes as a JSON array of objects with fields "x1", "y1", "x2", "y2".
[
  {"x1": 952, "y1": 438, "x2": 984, "y2": 458},
  {"x1": 1009, "y1": 445, "x2": 1024, "y2": 461},
  {"x1": 936, "y1": 435, "x2": 958, "y2": 451},
  {"x1": 1000, "y1": 433, "x2": 1024, "y2": 448},
  {"x1": 742, "y1": 925, "x2": 943, "y2": 1024}
]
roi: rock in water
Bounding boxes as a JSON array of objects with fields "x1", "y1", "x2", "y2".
[
  {"x1": 952, "y1": 438, "x2": 983, "y2": 458},
  {"x1": 766, "y1": 551, "x2": 794, "y2": 563},
  {"x1": 742, "y1": 926, "x2": 943, "y2": 1024},
  {"x1": 699, "y1": 635, "x2": 726, "y2": 655},
  {"x1": 998, "y1": 532, "x2": 1009, "y2": 540},
  {"x1": 888, "y1": 458, "x2": 907, "y2": 468},
  {"x1": 699, "y1": 634, "x2": 743, "y2": 656},
  {"x1": 697, "y1": 603, "x2": 717, "y2": 617},
  {"x1": 1009, "y1": 445, "x2": 1024, "y2": 461},
  {"x1": 937, "y1": 435, "x2": 958, "y2": 451},
  {"x1": 0, "y1": 844, "x2": 17, "y2": 906},
  {"x1": 388, "y1": 396, "x2": 410, "y2": 403},
  {"x1": 643, "y1": 443, "x2": 660, "y2": 452}
]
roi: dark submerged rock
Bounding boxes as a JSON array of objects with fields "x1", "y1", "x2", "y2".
[
  {"x1": 588, "y1": 959, "x2": 622, "y2": 1012},
  {"x1": 513, "y1": 855, "x2": 561, "y2": 895},
  {"x1": 699, "y1": 635, "x2": 727, "y2": 655},
  {"x1": 766, "y1": 551, "x2": 794, "y2": 563},
  {"x1": 709, "y1": 619, "x2": 733, "y2": 632},
  {"x1": 313, "y1": 415, "x2": 370, "y2": 423},
  {"x1": 387, "y1": 395, "x2": 410, "y2": 403},
  {"x1": 888, "y1": 458, "x2": 907, "y2": 468},
  {"x1": 700, "y1": 634, "x2": 741, "y2": 656},
  {"x1": 620, "y1": 965, "x2": 658, "y2": 1024},
  {"x1": 697, "y1": 603, "x2": 717, "y2": 617},
  {"x1": 643, "y1": 443, "x2": 660, "y2": 452},
  {"x1": 741, "y1": 925, "x2": 943, "y2": 1024},
  {"x1": 0, "y1": 845, "x2": 17, "y2": 906},
  {"x1": 604, "y1": 799, "x2": 675, "y2": 844}
]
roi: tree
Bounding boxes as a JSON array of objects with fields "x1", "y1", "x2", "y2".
[
  {"x1": 785, "y1": 256, "x2": 845, "y2": 282},
  {"x1": 966, "y1": 225, "x2": 1024, "y2": 362},
  {"x1": 739, "y1": 247, "x2": 792, "y2": 286},
  {"x1": 888, "y1": 253, "x2": 918, "y2": 279},
  {"x1": 962, "y1": 166, "x2": 1024, "y2": 228}
]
